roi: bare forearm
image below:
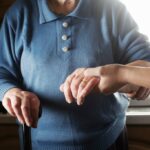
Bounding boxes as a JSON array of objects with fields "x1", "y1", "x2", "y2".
[
  {"x1": 120, "y1": 65, "x2": 150, "y2": 89},
  {"x1": 118, "y1": 60, "x2": 150, "y2": 93},
  {"x1": 127, "y1": 60, "x2": 150, "y2": 67}
]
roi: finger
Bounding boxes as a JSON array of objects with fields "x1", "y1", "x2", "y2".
[
  {"x1": 2, "y1": 98, "x2": 16, "y2": 117},
  {"x1": 30, "y1": 97, "x2": 40, "y2": 128},
  {"x1": 21, "y1": 95, "x2": 33, "y2": 127},
  {"x1": 70, "y1": 74, "x2": 84, "y2": 99},
  {"x1": 76, "y1": 77, "x2": 92, "y2": 105},
  {"x1": 77, "y1": 77, "x2": 100, "y2": 105},
  {"x1": 63, "y1": 68, "x2": 85, "y2": 103},
  {"x1": 11, "y1": 95, "x2": 25, "y2": 124},
  {"x1": 133, "y1": 87, "x2": 147, "y2": 100},
  {"x1": 64, "y1": 74, "x2": 75, "y2": 103},
  {"x1": 126, "y1": 91, "x2": 137, "y2": 99},
  {"x1": 59, "y1": 84, "x2": 64, "y2": 92},
  {"x1": 119, "y1": 84, "x2": 139, "y2": 94},
  {"x1": 70, "y1": 68, "x2": 87, "y2": 99},
  {"x1": 84, "y1": 67, "x2": 101, "y2": 77},
  {"x1": 77, "y1": 77, "x2": 92, "y2": 95},
  {"x1": 135, "y1": 88, "x2": 150, "y2": 100},
  {"x1": 138, "y1": 88, "x2": 148, "y2": 100},
  {"x1": 142, "y1": 89, "x2": 150, "y2": 100},
  {"x1": 144, "y1": 89, "x2": 150, "y2": 99}
]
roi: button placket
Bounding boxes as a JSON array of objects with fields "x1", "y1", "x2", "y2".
[
  {"x1": 61, "y1": 20, "x2": 70, "y2": 53},
  {"x1": 62, "y1": 19, "x2": 72, "y2": 52},
  {"x1": 56, "y1": 18, "x2": 72, "y2": 59}
]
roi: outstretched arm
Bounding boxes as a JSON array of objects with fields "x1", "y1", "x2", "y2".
[
  {"x1": 84, "y1": 62, "x2": 150, "y2": 94},
  {"x1": 120, "y1": 65, "x2": 150, "y2": 89},
  {"x1": 60, "y1": 61, "x2": 150, "y2": 105}
]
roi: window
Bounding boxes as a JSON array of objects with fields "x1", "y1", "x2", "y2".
[
  {"x1": 120, "y1": 0, "x2": 150, "y2": 39},
  {"x1": 120, "y1": 0, "x2": 150, "y2": 106}
]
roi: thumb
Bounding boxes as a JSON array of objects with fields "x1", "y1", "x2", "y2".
[{"x1": 84, "y1": 67, "x2": 101, "y2": 77}]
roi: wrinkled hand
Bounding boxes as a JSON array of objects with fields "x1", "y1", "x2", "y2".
[
  {"x1": 2, "y1": 88, "x2": 40, "y2": 128},
  {"x1": 60, "y1": 68, "x2": 100, "y2": 105}
]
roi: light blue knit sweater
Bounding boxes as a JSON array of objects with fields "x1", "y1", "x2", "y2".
[{"x1": 0, "y1": 0, "x2": 150, "y2": 149}]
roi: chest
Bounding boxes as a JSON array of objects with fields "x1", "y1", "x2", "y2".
[{"x1": 22, "y1": 17, "x2": 114, "y2": 70}]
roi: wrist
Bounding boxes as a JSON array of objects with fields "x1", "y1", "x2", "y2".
[{"x1": 117, "y1": 65, "x2": 129, "y2": 84}]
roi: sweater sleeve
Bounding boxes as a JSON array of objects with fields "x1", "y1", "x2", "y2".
[
  {"x1": 0, "y1": 15, "x2": 22, "y2": 101},
  {"x1": 112, "y1": 0, "x2": 150, "y2": 64}
]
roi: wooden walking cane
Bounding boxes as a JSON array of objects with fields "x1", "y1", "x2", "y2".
[
  {"x1": 22, "y1": 124, "x2": 32, "y2": 150},
  {"x1": 22, "y1": 105, "x2": 42, "y2": 150}
]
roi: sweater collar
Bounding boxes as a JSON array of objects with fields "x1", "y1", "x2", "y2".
[{"x1": 37, "y1": 0, "x2": 91, "y2": 24}]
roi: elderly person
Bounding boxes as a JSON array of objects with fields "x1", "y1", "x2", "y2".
[{"x1": 1, "y1": 0, "x2": 150, "y2": 150}]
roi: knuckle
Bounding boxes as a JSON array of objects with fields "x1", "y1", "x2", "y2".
[
  {"x1": 15, "y1": 91, "x2": 21, "y2": 95},
  {"x1": 21, "y1": 91, "x2": 27, "y2": 95},
  {"x1": 24, "y1": 95, "x2": 31, "y2": 101},
  {"x1": 99, "y1": 67, "x2": 104, "y2": 76},
  {"x1": 74, "y1": 68, "x2": 81, "y2": 73},
  {"x1": 73, "y1": 75, "x2": 79, "y2": 81},
  {"x1": 29, "y1": 92, "x2": 37, "y2": 98},
  {"x1": 75, "y1": 68, "x2": 85, "y2": 74},
  {"x1": 23, "y1": 93, "x2": 31, "y2": 98},
  {"x1": 66, "y1": 75, "x2": 72, "y2": 82},
  {"x1": 22, "y1": 91, "x2": 33, "y2": 98}
]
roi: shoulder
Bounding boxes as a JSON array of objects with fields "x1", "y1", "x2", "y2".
[
  {"x1": 3, "y1": 0, "x2": 37, "y2": 24},
  {"x1": 92, "y1": 0, "x2": 126, "y2": 15}
]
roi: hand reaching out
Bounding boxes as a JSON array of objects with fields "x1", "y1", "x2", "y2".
[
  {"x1": 60, "y1": 64, "x2": 150, "y2": 106},
  {"x1": 84, "y1": 64, "x2": 150, "y2": 100},
  {"x1": 84, "y1": 64, "x2": 126, "y2": 94},
  {"x1": 60, "y1": 65, "x2": 125, "y2": 105}
]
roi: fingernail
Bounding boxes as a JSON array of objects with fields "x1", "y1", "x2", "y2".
[
  {"x1": 27, "y1": 123, "x2": 31, "y2": 127},
  {"x1": 77, "y1": 100, "x2": 84, "y2": 106},
  {"x1": 67, "y1": 100, "x2": 72, "y2": 104}
]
